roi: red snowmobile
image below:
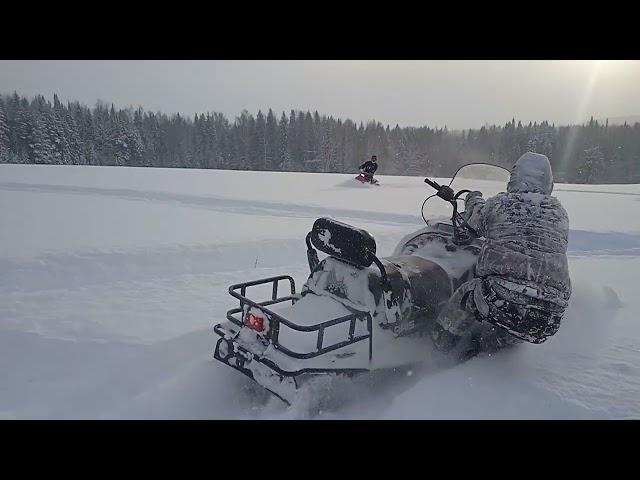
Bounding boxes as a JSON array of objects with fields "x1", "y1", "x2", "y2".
[{"x1": 355, "y1": 171, "x2": 380, "y2": 185}]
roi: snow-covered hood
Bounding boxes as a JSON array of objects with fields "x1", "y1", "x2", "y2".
[{"x1": 506, "y1": 152, "x2": 554, "y2": 195}]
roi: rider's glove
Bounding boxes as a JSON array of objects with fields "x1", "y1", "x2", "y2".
[
  {"x1": 465, "y1": 190, "x2": 483, "y2": 201},
  {"x1": 463, "y1": 191, "x2": 484, "y2": 221},
  {"x1": 465, "y1": 191, "x2": 483, "y2": 207},
  {"x1": 437, "y1": 185, "x2": 455, "y2": 201}
]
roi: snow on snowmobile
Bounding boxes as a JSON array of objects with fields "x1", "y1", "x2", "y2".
[{"x1": 213, "y1": 163, "x2": 511, "y2": 404}]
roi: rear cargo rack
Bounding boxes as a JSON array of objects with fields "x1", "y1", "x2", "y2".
[{"x1": 226, "y1": 275, "x2": 372, "y2": 362}]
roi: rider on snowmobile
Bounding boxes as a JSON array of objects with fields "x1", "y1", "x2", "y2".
[
  {"x1": 431, "y1": 152, "x2": 572, "y2": 357},
  {"x1": 359, "y1": 155, "x2": 378, "y2": 182}
]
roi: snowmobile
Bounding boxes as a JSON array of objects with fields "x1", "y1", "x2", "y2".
[
  {"x1": 355, "y1": 171, "x2": 380, "y2": 185},
  {"x1": 213, "y1": 163, "x2": 511, "y2": 404}
]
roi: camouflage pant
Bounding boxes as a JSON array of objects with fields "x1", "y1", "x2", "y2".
[{"x1": 432, "y1": 278, "x2": 523, "y2": 356}]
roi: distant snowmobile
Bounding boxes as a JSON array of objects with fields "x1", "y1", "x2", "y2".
[
  {"x1": 355, "y1": 172, "x2": 380, "y2": 185},
  {"x1": 213, "y1": 163, "x2": 512, "y2": 404},
  {"x1": 356, "y1": 155, "x2": 380, "y2": 185}
]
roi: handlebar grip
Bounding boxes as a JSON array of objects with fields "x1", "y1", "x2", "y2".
[{"x1": 424, "y1": 178, "x2": 441, "y2": 189}]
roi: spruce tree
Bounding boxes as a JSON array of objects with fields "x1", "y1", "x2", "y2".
[
  {"x1": 0, "y1": 100, "x2": 10, "y2": 163},
  {"x1": 265, "y1": 109, "x2": 277, "y2": 171},
  {"x1": 253, "y1": 110, "x2": 266, "y2": 170},
  {"x1": 276, "y1": 111, "x2": 289, "y2": 171}
]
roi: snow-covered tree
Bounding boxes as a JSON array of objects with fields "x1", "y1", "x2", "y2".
[
  {"x1": 264, "y1": 109, "x2": 277, "y2": 171},
  {"x1": 0, "y1": 101, "x2": 10, "y2": 163},
  {"x1": 275, "y1": 111, "x2": 289, "y2": 171},
  {"x1": 1, "y1": 91, "x2": 640, "y2": 183},
  {"x1": 578, "y1": 145, "x2": 607, "y2": 183}
]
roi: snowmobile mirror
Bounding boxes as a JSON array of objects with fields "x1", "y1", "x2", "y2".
[{"x1": 310, "y1": 217, "x2": 377, "y2": 268}]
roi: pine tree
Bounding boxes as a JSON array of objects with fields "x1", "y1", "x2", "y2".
[
  {"x1": 0, "y1": 100, "x2": 10, "y2": 163},
  {"x1": 201, "y1": 113, "x2": 217, "y2": 169},
  {"x1": 303, "y1": 111, "x2": 316, "y2": 169},
  {"x1": 91, "y1": 101, "x2": 109, "y2": 165},
  {"x1": 276, "y1": 111, "x2": 290, "y2": 171},
  {"x1": 64, "y1": 109, "x2": 85, "y2": 165},
  {"x1": 336, "y1": 119, "x2": 346, "y2": 172},
  {"x1": 265, "y1": 109, "x2": 277, "y2": 171},
  {"x1": 578, "y1": 145, "x2": 607, "y2": 183},
  {"x1": 126, "y1": 120, "x2": 145, "y2": 167},
  {"x1": 110, "y1": 109, "x2": 133, "y2": 167},
  {"x1": 29, "y1": 113, "x2": 54, "y2": 164},
  {"x1": 29, "y1": 97, "x2": 54, "y2": 164},
  {"x1": 212, "y1": 112, "x2": 227, "y2": 169},
  {"x1": 191, "y1": 113, "x2": 203, "y2": 168},
  {"x1": 253, "y1": 110, "x2": 266, "y2": 170},
  {"x1": 46, "y1": 95, "x2": 72, "y2": 165},
  {"x1": 234, "y1": 110, "x2": 251, "y2": 170},
  {"x1": 289, "y1": 110, "x2": 301, "y2": 171},
  {"x1": 14, "y1": 98, "x2": 33, "y2": 163}
]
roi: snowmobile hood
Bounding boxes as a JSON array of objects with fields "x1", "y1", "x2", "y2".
[{"x1": 506, "y1": 152, "x2": 554, "y2": 195}]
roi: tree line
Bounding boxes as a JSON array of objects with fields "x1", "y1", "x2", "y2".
[{"x1": 1, "y1": 91, "x2": 639, "y2": 183}]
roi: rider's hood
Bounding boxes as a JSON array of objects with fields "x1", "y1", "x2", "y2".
[{"x1": 506, "y1": 152, "x2": 554, "y2": 195}]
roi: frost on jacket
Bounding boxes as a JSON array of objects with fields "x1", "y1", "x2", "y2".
[{"x1": 464, "y1": 152, "x2": 572, "y2": 307}]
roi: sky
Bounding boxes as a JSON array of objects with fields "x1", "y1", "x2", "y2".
[{"x1": 1, "y1": 60, "x2": 639, "y2": 130}]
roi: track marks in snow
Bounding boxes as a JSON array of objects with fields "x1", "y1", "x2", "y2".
[
  {"x1": 0, "y1": 265, "x2": 312, "y2": 344},
  {"x1": 0, "y1": 329, "x2": 263, "y2": 419},
  {"x1": 568, "y1": 230, "x2": 640, "y2": 257},
  {"x1": 0, "y1": 239, "x2": 305, "y2": 292},
  {"x1": 3, "y1": 228, "x2": 637, "y2": 295},
  {"x1": 0, "y1": 181, "x2": 421, "y2": 226},
  {"x1": 555, "y1": 187, "x2": 640, "y2": 197}
]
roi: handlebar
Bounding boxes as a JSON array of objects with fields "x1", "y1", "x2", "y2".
[
  {"x1": 424, "y1": 178, "x2": 441, "y2": 190},
  {"x1": 423, "y1": 177, "x2": 479, "y2": 244},
  {"x1": 424, "y1": 177, "x2": 456, "y2": 202}
]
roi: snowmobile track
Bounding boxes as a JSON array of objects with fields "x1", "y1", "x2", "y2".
[{"x1": 0, "y1": 182, "x2": 420, "y2": 226}]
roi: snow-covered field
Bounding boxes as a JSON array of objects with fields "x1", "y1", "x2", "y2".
[{"x1": 2, "y1": 164, "x2": 640, "y2": 419}]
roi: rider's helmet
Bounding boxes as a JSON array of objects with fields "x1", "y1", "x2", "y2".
[{"x1": 371, "y1": 155, "x2": 377, "y2": 162}]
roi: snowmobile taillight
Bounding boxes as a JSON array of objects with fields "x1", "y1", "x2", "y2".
[{"x1": 244, "y1": 312, "x2": 265, "y2": 332}]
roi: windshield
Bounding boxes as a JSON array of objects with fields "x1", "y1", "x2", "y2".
[
  {"x1": 421, "y1": 163, "x2": 511, "y2": 224},
  {"x1": 448, "y1": 163, "x2": 511, "y2": 199}
]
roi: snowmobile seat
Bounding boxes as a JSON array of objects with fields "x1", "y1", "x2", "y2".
[{"x1": 309, "y1": 217, "x2": 377, "y2": 268}]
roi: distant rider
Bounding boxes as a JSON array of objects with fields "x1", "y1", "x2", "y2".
[
  {"x1": 431, "y1": 152, "x2": 572, "y2": 358},
  {"x1": 359, "y1": 155, "x2": 378, "y2": 182}
]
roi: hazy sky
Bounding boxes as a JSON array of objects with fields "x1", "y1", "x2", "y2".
[{"x1": 1, "y1": 60, "x2": 639, "y2": 129}]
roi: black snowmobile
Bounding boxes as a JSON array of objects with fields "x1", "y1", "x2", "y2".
[{"x1": 213, "y1": 163, "x2": 511, "y2": 404}]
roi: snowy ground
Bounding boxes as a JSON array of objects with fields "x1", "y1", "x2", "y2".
[{"x1": 1, "y1": 164, "x2": 640, "y2": 419}]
